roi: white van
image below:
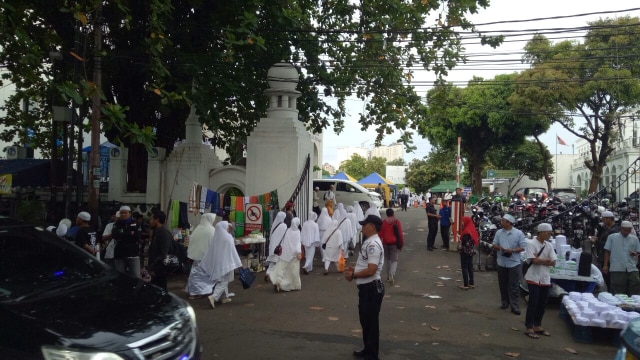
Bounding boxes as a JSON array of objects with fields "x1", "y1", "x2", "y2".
[{"x1": 313, "y1": 179, "x2": 382, "y2": 211}]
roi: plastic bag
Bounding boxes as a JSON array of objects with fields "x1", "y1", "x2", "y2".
[{"x1": 338, "y1": 250, "x2": 345, "y2": 272}]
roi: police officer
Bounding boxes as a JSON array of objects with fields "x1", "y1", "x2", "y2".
[{"x1": 345, "y1": 215, "x2": 384, "y2": 360}]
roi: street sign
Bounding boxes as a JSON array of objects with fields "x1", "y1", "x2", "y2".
[
  {"x1": 244, "y1": 203, "x2": 263, "y2": 234},
  {"x1": 486, "y1": 169, "x2": 519, "y2": 178}
]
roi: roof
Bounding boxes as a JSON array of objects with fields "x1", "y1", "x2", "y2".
[
  {"x1": 358, "y1": 172, "x2": 396, "y2": 188},
  {"x1": 0, "y1": 159, "x2": 52, "y2": 176},
  {"x1": 430, "y1": 180, "x2": 462, "y2": 193},
  {"x1": 0, "y1": 159, "x2": 70, "y2": 188},
  {"x1": 331, "y1": 171, "x2": 357, "y2": 182}
]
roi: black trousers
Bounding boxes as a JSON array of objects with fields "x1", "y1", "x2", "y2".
[
  {"x1": 358, "y1": 280, "x2": 384, "y2": 358},
  {"x1": 497, "y1": 264, "x2": 521, "y2": 310},
  {"x1": 525, "y1": 283, "x2": 550, "y2": 329},
  {"x1": 440, "y1": 224, "x2": 450, "y2": 249},
  {"x1": 460, "y1": 252, "x2": 474, "y2": 287},
  {"x1": 427, "y1": 221, "x2": 438, "y2": 248}
]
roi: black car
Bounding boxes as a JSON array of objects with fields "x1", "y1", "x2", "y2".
[
  {"x1": 0, "y1": 217, "x2": 201, "y2": 359},
  {"x1": 549, "y1": 188, "x2": 578, "y2": 203}
]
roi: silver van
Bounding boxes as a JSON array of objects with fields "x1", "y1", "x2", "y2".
[{"x1": 313, "y1": 179, "x2": 382, "y2": 211}]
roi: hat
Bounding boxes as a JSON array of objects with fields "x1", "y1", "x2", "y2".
[
  {"x1": 46, "y1": 225, "x2": 56, "y2": 232},
  {"x1": 115, "y1": 211, "x2": 121, "y2": 217},
  {"x1": 600, "y1": 211, "x2": 614, "y2": 218},
  {"x1": 56, "y1": 224, "x2": 68, "y2": 237},
  {"x1": 621, "y1": 221, "x2": 633, "y2": 228},
  {"x1": 359, "y1": 215, "x2": 383, "y2": 227},
  {"x1": 537, "y1": 223, "x2": 553, "y2": 232},
  {"x1": 77, "y1": 211, "x2": 91, "y2": 222},
  {"x1": 502, "y1": 214, "x2": 516, "y2": 224},
  {"x1": 119, "y1": 205, "x2": 131, "y2": 212},
  {"x1": 314, "y1": 187, "x2": 319, "y2": 190}
]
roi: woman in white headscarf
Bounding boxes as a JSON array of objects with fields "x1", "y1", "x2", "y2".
[
  {"x1": 201, "y1": 221, "x2": 242, "y2": 308},
  {"x1": 301, "y1": 212, "x2": 320, "y2": 274},
  {"x1": 321, "y1": 220, "x2": 344, "y2": 275},
  {"x1": 271, "y1": 218, "x2": 303, "y2": 292},
  {"x1": 364, "y1": 200, "x2": 381, "y2": 219},
  {"x1": 270, "y1": 211, "x2": 286, "y2": 238},
  {"x1": 316, "y1": 208, "x2": 332, "y2": 240},
  {"x1": 352, "y1": 201, "x2": 364, "y2": 244},
  {"x1": 266, "y1": 213, "x2": 289, "y2": 283},
  {"x1": 333, "y1": 203, "x2": 345, "y2": 220},
  {"x1": 185, "y1": 213, "x2": 217, "y2": 299},
  {"x1": 335, "y1": 208, "x2": 353, "y2": 260},
  {"x1": 345, "y1": 206, "x2": 359, "y2": 253}
]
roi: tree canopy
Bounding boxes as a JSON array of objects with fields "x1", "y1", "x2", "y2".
[
  {"x1": 404, "y1": 146, "x2": 464, "y2": 193},
  {"x1": 511, "y1": 16, "x2": 640, "y2": 193},
  {"x1": 338, "y1": 154, "x2": 386, "y2": 180},
  {"x1": 0, "y1": 0, "x2": 501, "y2": 191}
]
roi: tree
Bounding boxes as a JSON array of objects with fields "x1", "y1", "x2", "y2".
[
  {"x1": 512, "y1": 17, "x2": 640, "y2": 193},
  {"x1": 487, "y1": 139, "x2": 554, "y2": 195},
  {"x1": 419, "y1": 74, "x2": 540, "y2": 194},
  {"x1": 387, "y1": 158, "x2": 406, "y2": 166},
  {"x1": 404, "y1": 146, "x2": 463, "y2": 193},
  {"x1": 338, "y1": 154, "x2": 386, "y2": 179},
  {"x1": 0, "y1": 0, "x2": 502, "y2": 191}
]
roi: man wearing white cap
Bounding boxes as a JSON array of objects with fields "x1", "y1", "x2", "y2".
[
  {"x1": 592, "y1": 211, "x2": 618, "y2": 269},
  {"x1": 102, "y1": 211, "x2": 120, "y2": 266},
  {"x1": 523, "y1": 223, "x2": 557, "y2": 339},
  {"x1": 492, "y1": 213, "x2": 527, "y2": 315},
  {"x1": 74, "y1": 211, "x2": 98, "y2": 257},
  {"x1": 603, "y1": 221, "x2": 640, "y2": 296},
  {"x1": 313, "y1": 187, "x2": 321, "y2": 216},
  {"x1": 112, "y1": 205, "x2": 143, "y2": 277}
]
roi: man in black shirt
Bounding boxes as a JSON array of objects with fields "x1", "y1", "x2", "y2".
[
  {"x1": 426, "y1": 197, "x2": 440, "y2": 251},
  {"x1": 113, "y1": 205, "x2": 142, "y2": 278},
  {"x1": 148, "y1": 210, "x2": 175, "y2": 290},
  {"x1": 74, "y1": 211, "x2": 98, "y2": 257}
]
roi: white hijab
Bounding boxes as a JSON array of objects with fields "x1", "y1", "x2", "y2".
[
  {"x1": 301, "y1": 212, "x2": 320, "y2": 247},
  {"x1": 337, "y1": 210, "x2": 353, "y2": 242},
  {"x1": 316, "y1": 207, "x2": 332, "y2": 232},
  {"x1": 321, "y1": 220, "x2": 343, "y2": 262},
  {"x1": 271, "y1": 211, "x2": 286, "y2": 238},
  {"x1": 268, "y1": 220, "x2": 289, "y2": 262},
  {"x1": 345, "y1": 206, "x2": 359, "y2": 235},
  {"x1": 281, "y1": 218, "x2": 302, "y2": 262},
  {"x1": 364, "y1": 201, "x2": 381, "y2": 219},
  {"x1": 187, "y1": 213, "x2": 216, "y2": 261},
  {"x1": 333, "y1": 203, "x2": 345, "y2": 220},
  {"x1": 200, "y1": 221, "x2": 242, "y2": 282},
  {"x1": 352, "y1": 201, "x2": 365, "y2": 223}
]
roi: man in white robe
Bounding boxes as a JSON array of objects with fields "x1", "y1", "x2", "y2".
[
  {"x1": 185, "y1": 213, "x2": 216, "y2": 299},
  {"x1": 201, "y1": 221, "x2": 242, "y2": 308},
  {"x1": 301, "y1": 212, "x2": 321, "y2": 274},
  {"x1": 272, "y1": 218, "x2": 303, "y2": 292},
  {"x1": 322, "y1": 220, "x2": 344, "y2": 275}
]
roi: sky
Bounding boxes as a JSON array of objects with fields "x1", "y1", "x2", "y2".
[{"x1": 321, "y1": 0, "x2": 640, "y2": 168}]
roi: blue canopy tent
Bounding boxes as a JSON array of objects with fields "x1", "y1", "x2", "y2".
[
  {"x1": 358, "y1": 172, "x2": 397, "y2": 206},
  {"x1": 82, "y1": 142, "x2": 117, "y2": 183},
  {"x1": 331, "y1": 171, "x2": 357, "y2": 182}
]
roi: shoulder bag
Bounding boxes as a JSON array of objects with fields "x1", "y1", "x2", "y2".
[
  {"x1": 322, "y1": 220, "x2": 345, "y2": 250},
  {"x1": 273, "y1": 229, "x2": 288, "y2": 256},
  {"x1": 522, "y1": 245, "x2": 546, "y2": 276}
]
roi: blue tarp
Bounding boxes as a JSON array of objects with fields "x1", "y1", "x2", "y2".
[
  {"x1": 331, "y1": 171, "x2": 357, "y2": 182},
  {"x1": 357, "y1": 172, "x2": 397, "y2": 189},
  {"x1": 82, "y1": 142, "x2": 117, "y2": 182}
]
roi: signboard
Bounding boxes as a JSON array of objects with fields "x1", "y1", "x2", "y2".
[
  {"x1": 0, "y1": 174, "x2": 12, "y2": 194},
  {"x1": 486, "y1": 169, "x2": 519, "y2": 178},
  {"x1": 244, "y1": 203, "x2": 263, "y2": 234}
]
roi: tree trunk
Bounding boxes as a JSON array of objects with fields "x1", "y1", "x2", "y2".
[{"x1": 472, "y1": 165, "x2": 483, "y2": 195}]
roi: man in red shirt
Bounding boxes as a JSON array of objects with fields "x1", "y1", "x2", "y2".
[{"x1": 379, "y1": 208, "x2": 404, "y2": 285}]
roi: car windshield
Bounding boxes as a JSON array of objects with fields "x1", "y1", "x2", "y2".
[{"x1": 0, "y1": 226, "x2": 110, "y2": 302}]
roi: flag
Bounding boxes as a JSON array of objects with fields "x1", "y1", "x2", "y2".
[{"x1": 557, "y1": 135, "x2": 567, "y2": 146}]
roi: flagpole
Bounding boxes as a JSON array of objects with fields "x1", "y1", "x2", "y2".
[{"x1": 555, "y1": 133, "x2": 558, "y2": 185}]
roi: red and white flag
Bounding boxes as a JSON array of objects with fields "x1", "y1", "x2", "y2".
[{"x1": 557, "y1": 135, "x2": 567, "y2": 146}]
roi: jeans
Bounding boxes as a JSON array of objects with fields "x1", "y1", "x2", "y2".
[
  {"x1": 358, "y1": 281, "x2": 384, "y2": 358},
  {"x1": 497, "y1": 264, "x2": 521, "y2": 310},
  {"x1": 460, "y1": 252, "x2": 474, "y2": 287},
  {"x1": 525, "y1": 283, "x2": 550, "y2": 329},
  {"x1": 115, "y1": 257, "x2": 141, "y2": 278}
]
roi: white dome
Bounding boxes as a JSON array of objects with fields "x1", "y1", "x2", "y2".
[{"x1": 267, "y1": 61, "x2": 299, "y2": 90}]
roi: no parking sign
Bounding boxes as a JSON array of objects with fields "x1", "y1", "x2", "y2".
[{"x1": 245, "y1": 203, "x2": 263, "y2": 234}]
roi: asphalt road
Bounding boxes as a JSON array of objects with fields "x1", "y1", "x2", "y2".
[{"x1": 169, "y1": 207, "x2": 619, "y2": 360}]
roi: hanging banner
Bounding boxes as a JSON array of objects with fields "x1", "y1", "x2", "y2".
[{"x1": 0, "y1": 174, "x2": 12, "y2": 194}]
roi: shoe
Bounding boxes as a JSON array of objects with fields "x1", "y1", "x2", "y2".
[
  {"x1": 427, "y1": 248, "x2": 434, "y2": 251},
  {"x1": 274, "y1": 285, "x2": 280, "y2": 293},
  {"x1": 353, "y1": 348, "x2": 368, "y2": 357},
  {"x1": 441, "y1": 247, "x2": 448, "y2": 251},
  {"x1": 432, "y1": 246, "x2": 438, "y2": 249},
  {"x1": 302, "y1": 268, "x2": 309, "y2": 275},
  {"x1": 499, "y1": 304, "x2": 509, "y2": 309},
  {"x1": 324, "y1": 270, "x2": 329, "y2": 275},
  {"x1": 221, "y1": 298, "x2": 232, "y2": 304},
  {"x1": 390, "y1": 275, "x2": 395, "y2": 286},
  {"x1": 511, "y1": 308, "x2": 521, "y2": 315},
  {"x1": 207, "y1": 295, "x2": 216, "y2": 309},
  {"x1": 227, "y1": 292, "x2": 236, "y2": 297}
]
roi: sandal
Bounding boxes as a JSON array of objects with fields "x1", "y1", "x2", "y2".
[
  {"x1": 468, "y1": 285, "x2": 475, "y2": 289},
  {"x1": 458, "y1": 285, "x2": 469, "y2": 290},
  {"x1": 524, "y1": 330, "x2": 539, "y2": 339},
  {"x1": 534, "y1": 329, "x2": 551, "y2": 336}
]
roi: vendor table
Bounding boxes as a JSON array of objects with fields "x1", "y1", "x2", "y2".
[
  {"x1": 520, "y1": 272, "x2": 598, "y2": 295},
  {"x1": 235, "y1": 236, "x2": 266, "y2": 272}
]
